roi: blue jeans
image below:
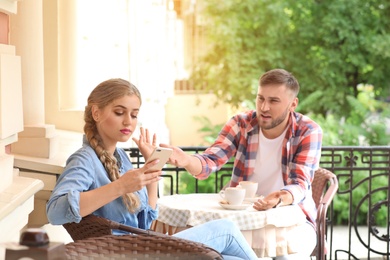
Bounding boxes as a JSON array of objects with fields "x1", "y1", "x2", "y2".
[{"x1": 173, "y1": 219, "x2": 258, "y2": 260}]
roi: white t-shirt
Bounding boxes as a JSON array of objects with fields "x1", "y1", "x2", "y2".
[{"x1": 248, "y1": 128, "x2": 286, "y2": 196}]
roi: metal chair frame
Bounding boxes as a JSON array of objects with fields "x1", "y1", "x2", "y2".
[{"x1": 311, "y1": 167, "x2": 339, "y2": 260}]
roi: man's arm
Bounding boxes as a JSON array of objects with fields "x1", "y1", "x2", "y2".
[{"x1": 159, "y1": 144, "x2": 203, "y2": 176}]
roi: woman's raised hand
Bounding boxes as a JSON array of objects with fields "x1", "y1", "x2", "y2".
[{"x1": 132, "y1": 127, "x2": 156, "y2": 160}]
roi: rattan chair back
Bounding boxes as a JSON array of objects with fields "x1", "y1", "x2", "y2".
[
  {"x1": 63, "y1": 214, "x2": 115, "y2": 240},
  {"x1": 63, "y1": 215, "x2": 223, "y2": 260}
]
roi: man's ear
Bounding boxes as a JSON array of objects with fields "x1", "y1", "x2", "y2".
[{"x1": 290, "y1": 97, "x2": 299, "y2": 112}]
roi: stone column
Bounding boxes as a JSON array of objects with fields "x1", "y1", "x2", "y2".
[
  {"x1": 9, "y1": 0, "x2": 58, "y2": 158},
  {"x1": 0, "y1": 3, "x2": 23, "y2": 195},
  {"x1": 0, "y1": 1, "x2": 44, "y2": 254}
]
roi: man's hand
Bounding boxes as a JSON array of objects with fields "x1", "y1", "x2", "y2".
[
  {"x1": 159, "y1": 143, "x2": 191, "y2": 168},
  {"x1": 253, "y1": 190, "x2": 292, "y2": 211},
  {"x1": 159, "y1": 144, "x2": 203, "y2": 177}
]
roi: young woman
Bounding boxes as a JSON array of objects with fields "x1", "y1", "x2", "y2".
[{"x1": 46, "y1": 78, "x2": 258, "y2": 260}]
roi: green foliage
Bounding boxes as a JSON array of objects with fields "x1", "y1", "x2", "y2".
[
  {"x1": 188, "y1": 0, "x2": 390, "y2": 225},
  {"x1": 333, "y1": 167, "x2": 389, "y2": 226},
  {"x1": 191, "y1": 0, "x2": 390, "y2": 119},
  {"x1": 191, "y1": 0, "x2": 290, "y2": 106},
  {"x1": 193, "y1": 116, "x2": 224, "y2": 145},
  {"x1": 308, "y1": 84, "x2": 389, "y2": 146},
  {"x1": 168, "y1": 116, "x2": 233, "y2": 194},
  {"x1": 161, "y1": 169, "x2": 231, "y2": 195},
  {"x1": 302, "y1": 86, "x2": 389, "y2": 225}
]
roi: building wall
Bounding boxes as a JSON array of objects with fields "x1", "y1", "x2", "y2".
[
  {"x1": 40, "y1": 0, "x2": 231, "y2": 147},
  {"x1": 166, "y1": 93, "x2": 230, "y2": 146},
  {"x1": 0, "y1": 2, "x2": 231, "y2": 249},
  {"x1": 0, "y1": 1, "x2": 44, "y2": 255}
]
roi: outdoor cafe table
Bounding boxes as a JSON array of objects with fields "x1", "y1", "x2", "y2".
[{"x1": 152, "y1": 193, "x2": 307, "y2": 258}]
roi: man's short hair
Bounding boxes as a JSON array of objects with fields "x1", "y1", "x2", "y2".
[{"x1": 259, "y1": 69, "x2": 300, "y2": 97}]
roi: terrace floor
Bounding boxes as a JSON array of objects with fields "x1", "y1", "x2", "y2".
[{"x1": 331, "y1": 226, "x2": 387, "y2": 260}]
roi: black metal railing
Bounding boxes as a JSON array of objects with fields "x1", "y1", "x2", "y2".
[{"x1": 125, "y1": 146, "x2": 390, "y2": 260}]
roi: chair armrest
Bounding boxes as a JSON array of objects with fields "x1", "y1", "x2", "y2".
[
  {"x1": 315, "y1": 173, "x2": 338, "y2": 259},
  {"x1": 320, "y1": 174, "x2": 339, "y2": 207}
]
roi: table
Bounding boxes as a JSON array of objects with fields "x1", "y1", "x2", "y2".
[{"x1": 152, "y1": 193, "x2": 307, "y2": 258}]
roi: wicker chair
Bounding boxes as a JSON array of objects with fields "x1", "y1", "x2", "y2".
[
  {"x1": 311, "y1": 167, "x2": 339, "y2": 260},
  {"x1": 63, "y1": 215, "x2": 222, "y2": 260}
]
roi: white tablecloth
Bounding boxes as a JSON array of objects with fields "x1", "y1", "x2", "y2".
[{"x1": 153, "y1": 193, "x2": 307, "y2": 257}]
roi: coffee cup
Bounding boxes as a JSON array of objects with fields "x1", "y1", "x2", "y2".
[
  {"x1": 219, "y1": 187, "x2": 245, "y2": 205},
  {"x1": 238, "y1": 181, "x2": 258, "y2": 198}
]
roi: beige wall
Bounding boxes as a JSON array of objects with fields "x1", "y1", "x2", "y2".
[
  {"x1": 43, "y1": 0, "x2": 84, "y2": 133},
  {"x1": 40, "y1": 1, "x2": 234, "y2": 146},
  {"x1": 43, "y1": 90, "x2": 232, "y2": 147},
  {"x1": 40, "y1": 0, "x2": 234, "y2": 147},
  {"x1": 165, "y1": 93, "x2": 230, "y2": 146},
  {"x1": 44, "y1": 89, "x2": 233, "y2": 148}
]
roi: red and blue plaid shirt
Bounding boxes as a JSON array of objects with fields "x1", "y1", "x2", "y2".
[{"x1": 193, "y1": 110, "x2": 323, "y2": 225}]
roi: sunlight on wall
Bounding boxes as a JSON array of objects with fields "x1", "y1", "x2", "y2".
[
  {"x1": 75, "y1": 0, "x2": 131, "y2": 110},
  {"x1": 49, "y1": 0, "x2": 228, "y2": 147},
  {"x1": 67, "y1": 0, "x2": 183, "y2": 146}
]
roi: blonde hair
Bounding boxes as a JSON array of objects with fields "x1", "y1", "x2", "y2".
[{"x1": 84, "y1": 78, "x2": 142, "y2": 213}]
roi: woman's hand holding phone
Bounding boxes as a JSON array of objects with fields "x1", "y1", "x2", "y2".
[{"x1": 145, "y1": 147, "x2": 173, "y2": 172}]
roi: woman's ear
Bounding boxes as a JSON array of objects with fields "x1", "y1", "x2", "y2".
[{"x1": 92, "y1": 105, "x2": 100, "y2": 122}]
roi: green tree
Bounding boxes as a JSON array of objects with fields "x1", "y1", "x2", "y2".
[
  {"x1": 191, "y1": 0, "x2": 390, "y2": 118},
  {"x1": 287, "y1": 0, "x2": 390, "y2": 117},
  {"x1": 309, "y1": 84, "x2": 390, "y2": 146},
  {"x1": 189, "y1": 0, "x2": 390, "y2": 225}
]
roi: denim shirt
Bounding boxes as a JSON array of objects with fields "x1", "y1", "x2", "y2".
[{"x1": 46, "y1": 139, "x2": 158, "y2": 232}]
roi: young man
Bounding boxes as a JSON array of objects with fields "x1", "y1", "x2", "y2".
[{"x1": 162, "y1": 68, "x2": 323, "y2": 259}]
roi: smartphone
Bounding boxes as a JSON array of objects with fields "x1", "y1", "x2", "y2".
[{"x1": 145, "y1": 147, "x2": 173, "y2": 171}]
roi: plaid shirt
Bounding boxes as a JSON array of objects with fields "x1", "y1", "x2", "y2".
[{"x1": 193, "y1": 110, "x2": 323, "y2": 225}]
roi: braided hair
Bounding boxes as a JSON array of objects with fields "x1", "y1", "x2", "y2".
[{"x1": 84, "y1": 78, "x2": 141, "y2": 213}]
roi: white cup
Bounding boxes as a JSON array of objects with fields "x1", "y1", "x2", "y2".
[
  {"x1": 238, "y1": 181, "x2": 258, "y2": 198},
  {"x1": 219, "y1": 187, "x2": 246, "y2": 205}
]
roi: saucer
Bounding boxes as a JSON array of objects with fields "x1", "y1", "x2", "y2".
[{"x1": 218, "y1": 201, "x2": 252, "y2": 210}]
